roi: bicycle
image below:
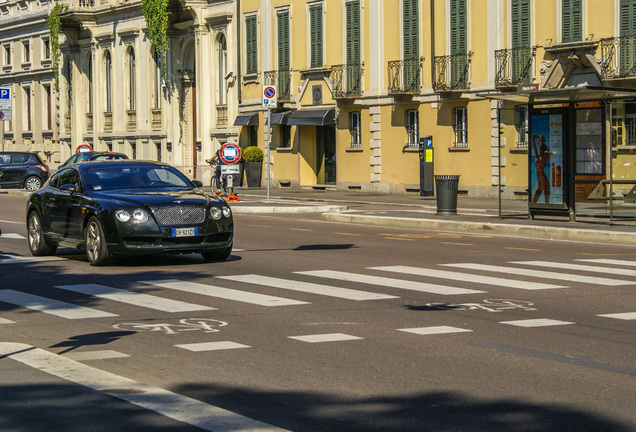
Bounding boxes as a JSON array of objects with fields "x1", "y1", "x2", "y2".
[{"x1": 206, "y1": 158, "x2": 240, "y2": 201}]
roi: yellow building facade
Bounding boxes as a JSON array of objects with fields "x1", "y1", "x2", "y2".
[{"x1": 237, "y1": 0, "x2": 636, "y2": 205}]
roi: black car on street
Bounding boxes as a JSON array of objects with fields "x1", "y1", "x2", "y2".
[
  {"x1": 0, "y1": 151, "x2": 50, "y2": 190},
  {"x1": 26, "y1": 160, "x2": 233, "y2": 265}
]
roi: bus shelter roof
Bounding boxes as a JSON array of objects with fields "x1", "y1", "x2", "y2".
[{"x1": 477, "y1": 85, "x2": 636, "y2": 105}]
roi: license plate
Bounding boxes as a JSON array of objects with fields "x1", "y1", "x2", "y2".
[{"x1": 172, "y1": 227, "x2": 198, "y2": 237}]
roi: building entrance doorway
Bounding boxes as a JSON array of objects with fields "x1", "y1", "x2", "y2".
[{"x1": 317, "y1": 125, "x2": 336, "y2": 185}]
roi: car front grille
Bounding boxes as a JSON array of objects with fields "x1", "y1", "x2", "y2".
[{"x1": 153, "y1": 205, "x2": 206, "y2": 225}]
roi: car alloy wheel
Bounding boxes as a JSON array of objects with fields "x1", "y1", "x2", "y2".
[
  {"x1": 27, "y1": 212, "x2": 57, "y2": 256},
  {"x1": 24, "y1": 176, "x2": 42, "y2": 191},
  {"x1": 85, "y1": 216, "x2": 115, "y2": 266}
]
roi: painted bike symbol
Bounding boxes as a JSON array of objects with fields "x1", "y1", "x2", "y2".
[
  {"x1": 113, "y1": 318, "x2": 228, "y2": 334},
  {"x1": 420, "y1": 299, "x2": 537, "y2": 313}
]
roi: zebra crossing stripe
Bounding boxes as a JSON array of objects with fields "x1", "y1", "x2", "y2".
[
  {"x1": 597, "y1": 312, "x2": 636, "y2": 320},
  {"x1": 175, "y1": 341, "x2": 251, "y2": 352},
  {"x1": 500, "y1": 318, "x2": 574, "y2": 327},
  {"x1": 295, "y1": 270, "x2": 485, "y2": 295},
  {"x1": 398, "y1": 326, "x2": 472, "y2": 335},
  {"x1": 55, "y1": 284, "x2": 215, "y2": 312},
  {"x1": 0, "y1": 342, "x2": 290, "y2": 432},
  {"x1": 139, "y1": 279, "x2": 309, "y2": 306},
  {"x1": 0, "y1": 290, "x2": 117, "y2": 319},
  {"x1": 370, "y1": 265, "x2": 566, "y2": 290},
  {"x1": 288, "y1": 333, "x2": 363, "y2": 343},
  {"x1": 442, "y1": 263, "x2": 631, "y2": 286},
  {"x1": 220, "y1": 274, "x2": 399, "y2": 301},
  {"x1": 511, "y1": 261, "x2": 636, "y2": 279},
  {"x1": 577, "y1": 259, "x2": 636, "y2": 267},
  {"x1": 0, "y1": 255, "x2": 64, "y2": 265},
  {"x1": 0, "y1": 317, "x2": 16, "y2": 324}
]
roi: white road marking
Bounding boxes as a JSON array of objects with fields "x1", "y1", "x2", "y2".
[
  {"x1": 512, "y1": 260, "x2": 636, "y2": 279},
  {"x1": 220, "y1": 274, "x2": 399, "y2": 301},
  {"x1": 175, "y1": 341, "x2": 251, "y2": 352},
  {"x1": 442, "y1": 263, "x2": 632, "y2": 286},
  {"x1": 55, "y1": 284, "x2": 214, "y2": 312},
  {"x1": 0, "y1": 255, "x2": 65, "y2": 264},
  {"x1": 295, "y1": 270, "x2": 485, "y2": 295},
  {"x1": 0, "y1": 290, "x2": 117, "y2": 319},
  {"x1": 64, "y1": 350, "x2": 130, "y2": 361},
  {"x1": 0, "y1": 342, "x2": 289, "y2": 432},
  {"x1": 597, "y1": 312, "x2": 636, "y2": 320},
  {"x1": 0, "y1": 233, "x2": 26, "y2": 239},
  {"x1": 500, "y1": 318, "x2": 575, "y2": 327},
  {"x1": 288, "y1": 333, "x2": 363, "y2": 343},
  {"x1": 139, "y1": 279, "x2": 309, "y2": 307},
  {"x1": 398, "y1": 326, "x2": 473, "y2": 335},
  {"x1": 370, "y1": 265, "x2": 566, "y2": 290},
  {"x1": 577, "y1": 259, "x2": 636, "y2": 267},
  {"x1": 0, "y1": 317, "x2": 16, "y2": 324}
]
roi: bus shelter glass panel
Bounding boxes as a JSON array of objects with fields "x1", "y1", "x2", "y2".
[
  {"x1": 609, "y1": 101, "x2": 636, "y2": 220},
  {"x1": 497, "y1": 106, "x2": 530, "y2": 217}
]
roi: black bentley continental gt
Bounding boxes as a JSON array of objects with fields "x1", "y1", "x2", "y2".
[{"x1": 26, "y1": 160, "x2": 233, "y2": 265}]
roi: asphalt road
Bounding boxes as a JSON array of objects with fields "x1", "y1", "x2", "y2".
[{"x1": 1, "y1": 193, "x2": 635, "y2": 432}]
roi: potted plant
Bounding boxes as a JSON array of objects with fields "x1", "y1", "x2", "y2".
[{"x1": 242, "y1": 146, "x2": 264, "y2": 188}]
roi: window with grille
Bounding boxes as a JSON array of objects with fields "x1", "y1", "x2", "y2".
[
  {"x1": 4, "y1": 44, "x2": 10, "y2": 66},
  {"x1": 406, "y1": 109, "x2": 419, "y2": 147},
  {"x1": 245, "y1": 15, "x2": 258, "y2": 75},
  {"x1": 350, "y1": 111, "x2": 361, "y2": 148},
  {"x1": 454, "y1": 107, "x2": 468, "y2": 148},
  {"x1": 154, "y1": 49, "x2": 162, "y2": 109},
  {"x1": 42, "y1": 38, "x2": 50, "y2": 60},
  {"x1": 516, "y1": 105, "x2": 529, "y2": 148},
  {"x1": 43, "y1": 83, "x2": 52, "y2": 130}
]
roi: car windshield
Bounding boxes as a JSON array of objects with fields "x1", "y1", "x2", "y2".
[{"x1": 85, "y1": 165, "x2": 193, "y2": 191}]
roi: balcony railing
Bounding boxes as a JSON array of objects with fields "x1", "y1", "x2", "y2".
[
  {"x1": 494, "y1": 46, "x2": 536, "y2": 88},
  {"x1": 330, "y1": 64, "x2": 363, "y2": 98},
  {"x1": 433, "y1": 53, "x2": 473, "y2": 92},
  {"x1": 600, "y1": 36, "x2": 636, "y2": 79},
  {"x1": 388, "y1": 57, "x2": 423, "y2": 94},
  {"x1": 263, "y1": 70, "x2": 292, "y2": 101}
]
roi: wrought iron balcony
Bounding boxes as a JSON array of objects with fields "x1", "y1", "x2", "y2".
[
  {"x1": 494, "y1": 46, "x2": 536, "y2": 88},
  {"x1": 388, "y1": 57, "x2": 423, "y2": 94},
  {"x1": 600, "y1": 36, "x2": 636, "y2": 79},
  {"x1": 330, "y1": 64, "x2": 363, "y2": 98},
  {"x1": 263, "y1": 70, "x2": 292, "y2": 101},
  {"x1": 433, "y1": 53, "x2": 473, "y2": 92}
]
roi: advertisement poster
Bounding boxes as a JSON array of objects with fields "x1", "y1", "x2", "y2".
[{"x1": 530, "y1": 113, "x2": 565, "y2": 206}]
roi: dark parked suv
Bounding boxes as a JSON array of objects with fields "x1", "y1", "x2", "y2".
[{"x1": 0, "y1": 151, "x2": 50, "y2": 191}]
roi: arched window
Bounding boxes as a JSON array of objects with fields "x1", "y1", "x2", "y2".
[
  {"x1": 218, "y1": 34, "x2": 227, "y2": 105},
  {"x1": 128, "y1": 48, "x2": 136, "y2": 110},
  {"x1": 105, "y1": 51, "x2": 112, "y2": 112}
]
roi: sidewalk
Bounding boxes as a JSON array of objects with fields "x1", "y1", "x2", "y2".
[{"x1": 230, "y1": 187, "x2": 636, "y2": 246}]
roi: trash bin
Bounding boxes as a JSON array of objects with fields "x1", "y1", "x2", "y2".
[{"x1": 435, "y1": 175, "x2": 460, "y2": 215}]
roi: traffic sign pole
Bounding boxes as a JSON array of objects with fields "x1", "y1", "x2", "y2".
[{"x1": 267, "y1": 108, "x2": 271, "y2": 202}]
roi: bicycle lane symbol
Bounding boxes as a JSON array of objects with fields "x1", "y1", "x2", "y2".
[{"x1": 113, "y1": 318, "x2": 228, "y2": 335}]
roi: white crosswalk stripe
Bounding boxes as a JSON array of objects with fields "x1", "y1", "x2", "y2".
[
  {"x1": 218, "y1": 274, "x2": 399, "y2": 301},
  {"x1": 0, "y1": 289, "x2": 117, "y2": 319},
  {"x1": 55, "y1": 284, "x2": 215, "y2": 312},
  {"x1": 441, "y1": 263, "x2": 632, "y2": 286},
  {"x1": 295, "y1": 270, "x2": 486, "y2": 295},
  {"x1": 577, "y1": 259, "x2": 636, "y2": 267},
  {"x1": 0, "y1": 255, "x2": 65, "y2": 264},
  {"x1": 511, "y1": 260, "x2": 636, "y2": 279},
  {"x1": 139, "y1": 279, "x2": 309, "y2": 306},
  {"x1": 370, "y1": 265, "x2": 566, "y2": 290}
]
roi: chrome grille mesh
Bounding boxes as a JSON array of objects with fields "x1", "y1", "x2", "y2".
[{"x1": 153, "y1": 205, "x2": 206, "y2": 225}]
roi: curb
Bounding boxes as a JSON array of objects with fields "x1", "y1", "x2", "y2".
[
  {"x1": 321, "y1": 212, "x2": 636, "y2": 245},
  {"x1": 231, "y1": 204, "x2": 348, "y2": 214}
]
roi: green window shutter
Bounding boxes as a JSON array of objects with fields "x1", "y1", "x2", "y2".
[
  {"x1": 511, "y1": 0, "x2": 530, "y2": 48},
  {"x1": 277, "y1": 11, "x2": 289, "y2": 70},
  {"x1": 620, "y1": 0, "x2": 636, "y2": 76},
  {"x1": 346, "y1": 1, "x2": 360, "y2": 65},
  {"x1": 620, "y1": 0, "x2": 636, "y2": 36},
  {"x1": 403, "y1": 0, "x2": 419, "y2": 60},
  {"x1": 246, "y1": 16, "x2": 258, "y2": 74},
  {"x1": 562, "y1": 0, "x2": 582, "y2": 43},
  {"x1": 310, "y1": 5, "x2": 323, "y2": 68},
  {"x1": 451, "y1": 0, "x2": 467, "y2": 55}
]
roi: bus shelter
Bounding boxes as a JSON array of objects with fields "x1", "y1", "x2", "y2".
[{"x1": 482, "y1": 86, "x2": 636, "y2": 223}]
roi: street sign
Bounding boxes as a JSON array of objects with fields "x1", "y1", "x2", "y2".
[
  {"x1": 0, "y1": 88, "x2": 12, "y2": 121},
  {"x1": 262, "y1": 85, "x2": 277, "y2": 109},
  {"x1": 219, "y1": 142, "x2": 241, "y2": 164},
  {"x1": 76, "y1": 144, "x2": 93, "y2": 153}
]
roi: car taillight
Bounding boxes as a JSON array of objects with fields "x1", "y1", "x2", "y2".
[{"x1": 34, "y1": 164, "x2": 48, "y2": 173}]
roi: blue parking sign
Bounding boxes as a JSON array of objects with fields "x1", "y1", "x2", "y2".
[{"x1": 0, "y1": 88, "x2": 12, "y2": 121}]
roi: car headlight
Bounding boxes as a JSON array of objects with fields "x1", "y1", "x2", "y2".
[
  {"x1": 221, "y1": 206, "x2": 231, "y2": 218},
  {"x1": 210, "y1": 207, "x2": 222, "y2": 220},
  {"x1": 115, "y1": 209, "x2": 149, "y2": 224}
]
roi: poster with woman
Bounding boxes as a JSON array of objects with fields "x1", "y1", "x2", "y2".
[{"x1": 530, "y1": 113, "x2": 565, "y2": 206}]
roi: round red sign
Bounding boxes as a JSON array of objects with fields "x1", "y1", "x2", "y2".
[{"x1": 219, "y1": 143, "x2": 241, "y2": 164}]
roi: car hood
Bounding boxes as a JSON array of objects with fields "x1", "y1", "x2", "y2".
[{"x1": 95, "y1": 188, "x2": 224, "y2": 208}]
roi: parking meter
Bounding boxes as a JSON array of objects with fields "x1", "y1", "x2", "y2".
[{"x1": 419, "y1": 136, "x2": 434, "y2": 197}]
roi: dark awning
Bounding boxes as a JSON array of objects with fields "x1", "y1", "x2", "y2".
[
  {"x1": 477, "y1": 85, "x2": 636, "y2": 105},
  {"x1": 287, "y1": 108, "x2": 335, "y2": 126},
  {"x1": 265, "y1": 111, "x2": 292, "y2": 125},
  {"x1": 233, "y1": 112, "x2": 259, "y2": 126}
]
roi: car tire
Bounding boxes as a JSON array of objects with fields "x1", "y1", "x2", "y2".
[
  {"x1": 24, "y1": 176, "x2": 43, "y2": 191},
  {"x1": 27, "y1": 212, "x2": 57, "y2": 256},
  {"x1": 201, "y1": 245, "x2": 232, "y2": 262},
  {"x1": 85, "y1": 216, "x2": 116, "y2": 266}
]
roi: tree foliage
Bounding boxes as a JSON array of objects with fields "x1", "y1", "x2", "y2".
[
  {"x1": 46, "y1": 3, "x2": 65, "y2": 92},
  {"x1": 142, "y1": 0, "x2": 170, "y2": 77}
]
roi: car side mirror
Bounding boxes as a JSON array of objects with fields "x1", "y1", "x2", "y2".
[
  {"x1": 60, "y1": 183, "x2": 77, "y2": 193},
  {"x1": 192, "y1": 180, "x2": 203, "y2": 188}
]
